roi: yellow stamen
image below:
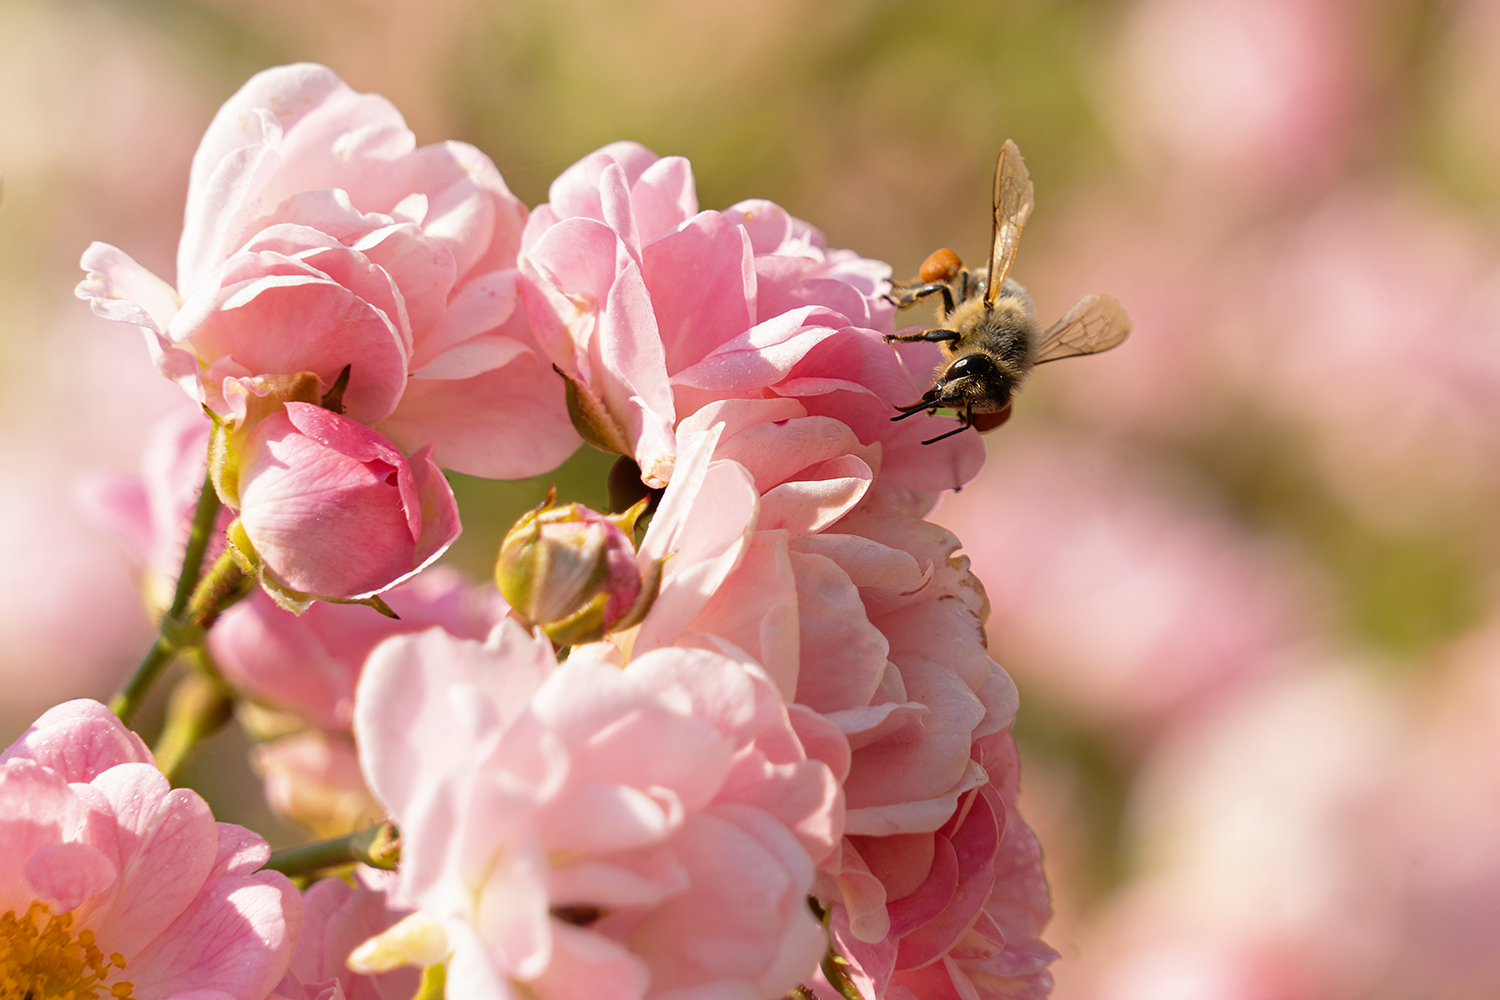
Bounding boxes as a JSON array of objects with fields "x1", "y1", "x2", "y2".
[{"x1": 0, "y1": 901, "x2": 134, "y2": 1000}]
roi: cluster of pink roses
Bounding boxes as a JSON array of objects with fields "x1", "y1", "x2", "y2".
[{"x1": 9, "y1": 62, "x2": 1055, "y2": 999}]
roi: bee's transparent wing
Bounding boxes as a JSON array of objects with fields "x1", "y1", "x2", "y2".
[
  {"x1": 1033, "y1": 294, "x2": 1132, "y2": 363},
  {"x1": 984, "y1": 140, "x2": 1035, "y2": 307}
]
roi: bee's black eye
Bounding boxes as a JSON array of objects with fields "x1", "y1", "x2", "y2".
[{"x1": 946, "y1": 354, "x2": 995, "y2": 379}]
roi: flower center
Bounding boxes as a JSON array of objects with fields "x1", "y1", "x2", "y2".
[{"x1": 0, "y1": 902, "x2": 134, "y2": 1000}]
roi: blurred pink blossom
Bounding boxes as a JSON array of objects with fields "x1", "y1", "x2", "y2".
[
  {"x1": 78, "y1": 407, "x2": 220, "y2": 614},
  {"x1": 935, "y1": 431, "x2": 1312, "y2": 737},
  {"x1": 0, "y1": 699, "x2": 302, "y2": 999},
  {"x1": 1225, "y1": 186, "x2": 1500, "y2": 526},
  {"x1": 76, "y1": 62, "x2": 579, "y2": 479},
  {"x1": 250, "y1": 731, "x2": 385, "y2": 841},
  {"x1": 353, "y1": 620, "x2": 841, "y2": 999},
  {"x1": 1110, "y1": 0, "x2": 1365, "y2": 205},
  {"x1": 1058, "y1": 664, "x2": 1404, "y2": 1000}
]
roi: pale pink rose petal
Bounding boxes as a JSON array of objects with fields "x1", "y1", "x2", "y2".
[
  {"x1": 522, "y1": 216, "x2": 676, "y2": 482},
  {"x1": 630, "y1": 155, "x2": 699, "y2": 245},
  {"x1": 76, "y1": 242, "x2": 182, "y2": 335},
  {"x1": 684, "y1": 532, "x2": 800, "y2": 699},
  {"x1": 356, "y1": 620, "x2": 557, "y2": 820},
  {"x1": 381, "y1": 347, "x2": 580, "y2": 479},
  {"x1": 633, "y1": 458, "x2": 760, "y2": 656},
  {"x1": 529, "y1": 921, "x2": 649, "y2": 1000},
  {"x1": 126, "y1": 868, "x2": 304, "y2": 1000},
  {"x1": 629, "y1": 807, "x2": 824, "y2": 998},
  {"x1": 83, "y1": 763, "x2": 219, "y2": 956},
  {"x1": 0, "y1": 761, "x2": 88, "y2": 912},
  {"x1": 180, "y1": 248, "x2": 410, "y2": 425},
  {"x1": 784, "y1": 550, "x2": 888, "y2": 714},
  {"x1": 640, "y1": 211, "x2": 756, "y2": 374},
  {"x1": 0, "y1": 698, "x2": 152, "y2": 780},
  {"x1": 24, "y1": 841, "x2": 116, "y2": 913},
  {"x1": 284, "y1": 873, "x2": 419, "y2": 1000}
]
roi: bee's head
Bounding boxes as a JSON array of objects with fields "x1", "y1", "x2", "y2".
[{"x1": 938, "y1": 352, "x2": 1012, "y2": 411}]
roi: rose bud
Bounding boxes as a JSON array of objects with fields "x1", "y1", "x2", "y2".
[
  {"x1": 496, "y1": 492, "x2": 662, "y2": 646},
  {"x1": 225, "y1": 401, "x2": 461, "y2": 611}
]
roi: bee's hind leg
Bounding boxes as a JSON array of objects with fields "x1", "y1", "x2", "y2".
[{"x1": 882, "y1": 282, "x2": 956, "y2": 313}]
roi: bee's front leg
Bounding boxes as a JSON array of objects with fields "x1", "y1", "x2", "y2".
[
  {"x1": 920, "y1": 404, "x2": 974, "y2": 445},
  {"x1": 883, "y1": 328, "x2": 961, "y2": 344}
]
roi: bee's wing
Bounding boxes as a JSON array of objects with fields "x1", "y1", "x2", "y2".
[
  {"x1": 1033, "y1": 294, "x2": 1132, "y2": 363},
  {"x1": 984, "y1": 140, "x2": 1035, "y2": 307}
]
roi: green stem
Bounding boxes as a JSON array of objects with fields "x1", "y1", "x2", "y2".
[
  {"x1": 110, "y1": 634, "x2": 179, "y2": 726},
  {"x1": 263, "y1": 822, "x2": 402, "y2": 878},
  {"x1": 184, "y1": 551, "x2": 252, "y2": 632},
  {"x1": 169, "y1": 468, "x2": 223, "y2": 620},
  {"x1": 152, "y1": 667, "x2": 235, "y2": 783},
  {"x1": 112, "y1": 551, "x2": 250, "y2": 729},
  {"x1": 111, "y1": 469, "x2": 225, "y2": 726}
]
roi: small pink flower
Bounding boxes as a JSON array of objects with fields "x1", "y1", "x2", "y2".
[
  {"x1": 77, "y1": 63, "x2": 579, "y2": 479},
  {"x1": 229, "y1": 402, "x2": 460, "y2": 603},
  {"x1": 352, "y1": 620, "x2": 842, "y2": 999},
  {"x1": 0, "y1": 699, "x2": 301, "y2": 999}
]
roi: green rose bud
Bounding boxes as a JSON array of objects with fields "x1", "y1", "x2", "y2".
[{"x1": 496, "y1": 491, "x2": 662, "y2": 647}]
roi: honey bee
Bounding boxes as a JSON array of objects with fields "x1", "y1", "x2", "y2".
[{"x1": 884, "y1": 140, "x2": 1131, "y2": 444}]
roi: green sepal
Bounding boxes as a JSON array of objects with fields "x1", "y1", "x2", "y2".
[
  {"x1": 225, "y1": 519, "x2": 316, "y2": 615},
  {"x1": 204, "y1": 407, "x2": 240, "y2": 508},
  {"x1": 608, "y1": 495, "x2": 651, "y2": 539},
  {"x1": 553, "y1": 364, "x2": 631, "y2": 456},
  {"x1": 540, "y1": 590, "x2": 612, "y2": 647},
  {"x1": 412, "y1": 963, "x2": 446, "y2": 1000}
]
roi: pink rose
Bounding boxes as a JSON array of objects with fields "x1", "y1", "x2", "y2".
[
  {"x1": 593, "y1": 430, "x2": 1056, "y2": 998},
  {"x1": 77, "y1": 63, "x2": 579, "y2": 479},
  {"x1": 353, "y1": 620, "x2": 842, "y2": 999},
  {"x1": 0, "y1": 699, "x2": 301, "y2": 999},
  {"x1": 518, "y1": 142, "x2": 982, "y2": 506},
  {"x1": 229, "y1": 402, "x2": 460, "y2": 603}
]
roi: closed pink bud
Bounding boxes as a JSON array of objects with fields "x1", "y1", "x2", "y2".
[{"x1": 234, "y1": 402, "x2": 460, "y2": 605}]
